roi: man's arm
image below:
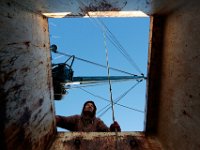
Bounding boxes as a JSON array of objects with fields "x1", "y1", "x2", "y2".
[
  {"x1": 96, "y1": 119, "x2": 121, "y2": 132},
  {"x1": 56, "y1": 115, "x2": 79, "y2": 131},
  {"x1": 96, "y1": 118, "x2": 110, "y2": 132}
]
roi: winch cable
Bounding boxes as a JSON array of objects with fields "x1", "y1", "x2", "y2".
[
  {"x1": 103, "y1": 31, "x2": 116, "y2": 123},
  {"x1": 103, "y1": 25, "x2": 119, "y2": 150},
  {"x1": 66, "y1": 80, "x2": 145, "y2": 112},
  {"x1": 77, "y1": 0, "x2": 144, "y2": 75},
  {"x1": 84, "y1": 13, "x2": 145, "y2": 117},
  {"x1": 53, "y1": 51, "x2": 137, "y2": 76},
  {"x1": 99, "y1": 19, "x2": 143, "y2": 74},
  {"x1": 98, "y1": 81, "x2": 142, "y2": 118},
  {"x1": 78, "y1": 87, "x2": 144, "y2": 113},
  {"x1": 88, "y1": 16, "x2": 143, "y2": 75}
]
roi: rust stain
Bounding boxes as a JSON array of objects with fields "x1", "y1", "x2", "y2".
[
  {"x1": 6, "y1": 41, "x2": 30, "y2": 47},
  {"x1": 18, "y1": 127, "x2": 33, "y2": 150},
  {"x1": 32, "y1": 114, "x2": 38, "y2": 122},
  {"x1": 9, "y1": 56, "x2": 19, "y2": 65},
  {"x1": 6, "y1": 2, "x2": 11, "y2": 7},
  {"x1": 50, "y1": 105, "x2": 53, "y2": 113},
  {"x1": 129, "y1": 138, "x2": 139, "y2": 149},
  {"x1": 191, "y1": 54, "x2": 200, "y2": 60},
  {"x1": 38, "y1": 112, "x2": 48, "y2": 123},
  {"x1": 188, "y1": 94, "x2": 193, "y2": 98},
  {"x1": 3, "y1": 69, "x2": 17, "y2": 82},
  {"x1": 47, "y1": 67, "x2": 52, "y2": 100},
  {"x1": 39, "y1": 98, "x2": 44, "y2": 106},
  {"x1": 52, "y1": 134, "x2": 157, "y2": 150},
  {"x1": 31, "y1": 98, "x2": 44, "y2": 112},
  {"x1": 20, "y1": 98, "x2": 26, "y2": 105},
  {"x1": 20, "y1": 67, "x2": 30, "y2": 73},
  {"x1": 95, "y1": 2, "x2": 112, "y2": 10},
  {"x1": 182, "y1": 110, "x2": 192, "y2": 119},
  {"x1": 7, "y1": 13, "x2": 12, "y2": 18},
  {"x1": 7, "y1": 84, "x2": 24, "y2": 93},
  {"x1": 74, "y1": 137, "x2": 82, "y2": 149},
  {"x1": 19, "y1": 107, "x2": 32, "y2": 125},
  {"x1": 24, "y1": 41, "x2": 30, "y2": 48},
  {"x1": 43, "y1": 15, "x2": 47, "y2": 19},
  {"x1": 6, "y1": 124, "x2": 32, "y2": 150},
  {"x1": 32, "y1": 109, "x2": 42, "y2": 122},
  {"x1": 81, "y1": 1, "x2": 122, "y2": 13},
  {"x1": 7, "y1": 42, "x2": 18, "y2": 45}
]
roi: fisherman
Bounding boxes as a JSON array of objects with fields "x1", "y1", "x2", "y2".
[{"x1": 56, "y1": 100, "x2": 121, "y2": 132}]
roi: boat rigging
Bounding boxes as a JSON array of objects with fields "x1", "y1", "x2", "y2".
[{"x1": 50, "y1": 44, "x2": 146, "y2": 100}]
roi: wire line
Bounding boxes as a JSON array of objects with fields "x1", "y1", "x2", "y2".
[
  {"x1": 54, "y1": 51, "x2": 136, "y2": 76},
  {"x1": 99, "y1": 19, "x2": 143, "y2": 74},
  {"x1": 104, "y1": 31, "x2": 115, "y2": 122},
  {"x1": 88, "y1": 17, "x2": 143, "y2": 74},
  {"x1": 79, "y1": 87, "x2": 144, "y2": 112},
  {"x1": 97, "y1": 81, "x2": 143, "y2": 118}
]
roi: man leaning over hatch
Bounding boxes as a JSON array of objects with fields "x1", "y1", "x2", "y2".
[{"x1": 56, "y1": 100, "x2": 121, "y2": 132}]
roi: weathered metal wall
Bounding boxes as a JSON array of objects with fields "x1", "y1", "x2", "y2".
[
  {"x1": 10, "y1": 0, "x2": 150, "y2": 17},
  {"x1": 8, "y1": 0, "x2": 187, "y2": 18},
  {"x1": 50, "y1": 132, "x2": 162, "y2": 150},
  {"x1": 0, "y1": 1, "x2": 56, "y2": 149},
  {"x1": 145, "y1": 16, "x2": 164, "y2": 135},
  {"x1": 146, "y1": 1, "x2": 200, "y2": 150}
]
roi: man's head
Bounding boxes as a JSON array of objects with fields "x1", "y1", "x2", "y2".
[{"x1": 82, "y1": 101, "x2": 97, "y2": 118}]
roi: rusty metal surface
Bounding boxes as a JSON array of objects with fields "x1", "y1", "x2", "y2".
[
  {"x1": 10, "y1": 0, "x2": 150, "y2": 17},
  {"x1": 146, "y1": 1, "x2": 200, "y2": 150},
  {"x1": 145, "y1": 16, "x2": 165, "y2": 134},
  {"x1": 154, "y1": 2, "x2": 200, "y2": 150},
  {"x1": 0, "y1": 1, "x2": 56, "y2": 149},
  {"x1": 50, "y1": 132, "x2": 162, "y2": 150},
  {"x1": 9, "y1": 0, "x2": 192, "y2": 18}
]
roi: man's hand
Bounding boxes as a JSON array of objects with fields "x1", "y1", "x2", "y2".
[{"x1": 110, "y1": 121, "x2": 121, "y2": 132}]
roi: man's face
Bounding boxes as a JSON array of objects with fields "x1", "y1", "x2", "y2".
[{"x1": 84, "y1": 102, "x2": 94, "y2": 113}]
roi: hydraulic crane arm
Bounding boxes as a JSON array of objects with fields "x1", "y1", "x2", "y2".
[{"x1": 65, "y1": 75, "x2": 146, "y2": 85}]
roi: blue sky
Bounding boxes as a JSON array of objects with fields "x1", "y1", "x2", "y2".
[{"x1": 49, "y1": 17, "x2": 150, "y2": 131}]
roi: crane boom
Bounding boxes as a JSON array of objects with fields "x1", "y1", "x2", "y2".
[{"x1": 66, "y1": 75, "x2": 146, "y2": 85}]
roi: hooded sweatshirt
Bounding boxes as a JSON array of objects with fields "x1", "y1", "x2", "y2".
[{"x1": 56, "y1": 101, "x2": 110, "y2": 132}]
